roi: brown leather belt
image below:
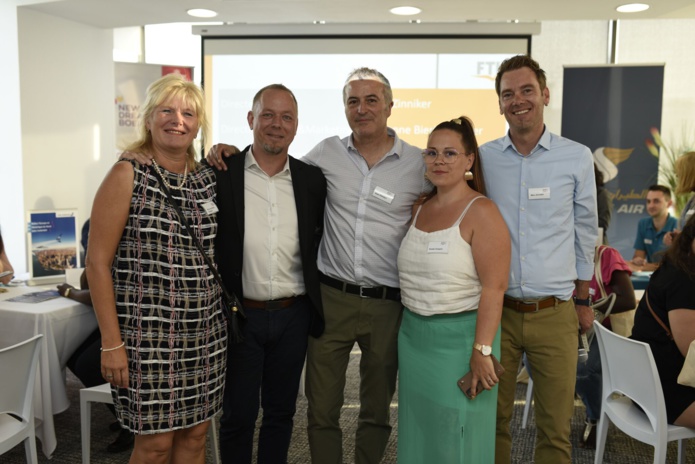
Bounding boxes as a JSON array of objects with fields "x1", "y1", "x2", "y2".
[
  {"x1": 503, "y1": 296, "x2": 558, "y2": 313},
  {"x1": 242, "y1": 297, "x2": 300, "y2": 311}
]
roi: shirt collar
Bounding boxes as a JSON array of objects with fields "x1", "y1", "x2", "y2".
[
  {"x1": 347, "y1": 127, "x2": 401, "y2": 159},
  {"x1": 502, "y1": 125, "x2": 551, "y2": 157},
  {"x1": 246, "y1": 147, "x2": 291, "y2": 176}
]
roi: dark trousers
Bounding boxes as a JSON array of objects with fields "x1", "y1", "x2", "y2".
[
  {"x1": 67, "y1": 328, "x2": 116, "y2": 417},
  {"x1": 219, "y1": 297, "x2": 311, "y2": 464}
]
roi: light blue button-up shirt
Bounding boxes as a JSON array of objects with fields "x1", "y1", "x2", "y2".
[{"x1": 480, "y1": 127, "x2": 598, "y2": 300}]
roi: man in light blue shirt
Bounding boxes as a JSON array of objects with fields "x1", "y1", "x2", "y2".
[{"x1": 480, "y1": 55, "x2": 598, "y2": 464}]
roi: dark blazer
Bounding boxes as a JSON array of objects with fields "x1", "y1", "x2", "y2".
[{"x1": 214, "y1": 146, "x2": 327, "y2": 338}]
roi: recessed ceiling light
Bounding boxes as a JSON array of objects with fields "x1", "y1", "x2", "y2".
[
  {"x1": 390, "y1": 6, "x2": 422, "y2": 16},
  {"x1": 187, "y1": 8, "x2": 218, "y2": 18},
  {"x1": 616, "y1": 3, "x2": 650, "y2": 13}
]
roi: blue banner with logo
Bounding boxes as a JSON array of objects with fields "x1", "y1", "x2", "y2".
[{"x1": 561, "y1": 65, "x2": 664, "y2": 259}]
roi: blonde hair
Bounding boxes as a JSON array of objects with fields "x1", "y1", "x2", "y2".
[
  {"x1": 125, "y1": 73, "x2": 209, "y2": 168},
  {"x1": 675, "y1": 151, "x2": 695, "y2": 194}
]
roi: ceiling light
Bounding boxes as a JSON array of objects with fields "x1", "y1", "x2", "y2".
[
  {"x1": 187, "y1": 8, "x2": 218, "y2": 18},
  {"x1": 616, "y1": 3, "x2": 650, "y2": 13},
  {"x1": 390, "y1": 6, "x2": 422, "y2": 16}
]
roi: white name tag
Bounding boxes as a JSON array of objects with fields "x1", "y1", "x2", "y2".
[
  {"x1": 202, "y1": 200, "x2": 218, "y2": 215},
  {"x1": 373, "y1": 186, "x2": 395, "y2": 204},
  {"x1": 427, "y1": 241, "x2": 449, "y2": 254},
  {"x1": 644, "y1": 238, "x2": 653, "y2": 245},
  {"x1": 528, "y1": 187, "x2": 550, "y2": 200}
]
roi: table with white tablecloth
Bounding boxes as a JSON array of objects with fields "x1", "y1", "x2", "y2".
[{"x1": 0, "y1": 284, "x2": 97, "y2": 457}]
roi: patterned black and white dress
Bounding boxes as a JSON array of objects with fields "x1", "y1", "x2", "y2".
[{"x1": 111, "y1": 160, "x2": 228, "y2": 434}]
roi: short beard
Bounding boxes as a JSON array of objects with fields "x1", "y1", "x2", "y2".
[{"x1": 262, "y1": 143, "x2": 283, "y2": 155}]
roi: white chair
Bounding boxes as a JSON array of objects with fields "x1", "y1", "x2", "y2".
[
  {"x1": 80, "y1": 383, "x2": 221, "y2": 464},
  {"x1": 0, "y1": 334, "x2": 44, "y2": 464},
  {"x1": 593, "y1": 321, "x2": 695, "y2": 464},
  {"x1": 521, "y1": 376, "x2": 534, "y2": 429}
]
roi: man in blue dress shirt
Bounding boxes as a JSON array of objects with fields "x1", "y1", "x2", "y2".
[{"x1": 480, "y1": 55, "x2": 598, "y2": 464}]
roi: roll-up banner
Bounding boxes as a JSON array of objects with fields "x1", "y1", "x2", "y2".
[{"x1": 561, "y1": 65, "x2": 664, "y2": 259}]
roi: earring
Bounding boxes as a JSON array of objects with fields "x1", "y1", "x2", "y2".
[{"x1": 465, "y1": 170, "x2": 473, "y2": 181}]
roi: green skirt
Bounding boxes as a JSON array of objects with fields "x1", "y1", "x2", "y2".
[{"x1": 397, "y1": 308, "x2": 500, "y2": 464}]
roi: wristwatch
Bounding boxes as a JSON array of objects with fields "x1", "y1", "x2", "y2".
[
  {"x1": 473, "y1": 342, "x2": 492, "y2": 356},
  {"x1": 573, "y1": 296, "x2": 591, "y2": 307}
]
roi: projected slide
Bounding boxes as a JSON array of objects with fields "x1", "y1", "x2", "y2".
[{"x1": 207, "y1": 51, "x2": 518, "y2": 156}]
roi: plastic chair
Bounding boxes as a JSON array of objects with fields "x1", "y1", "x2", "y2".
[
  {"x1": 80, "y1": 383, "x2": 221, "y2": 464},
  {"x1": 593, "y1": 321, "x2": 695, "y2": 464},
  {"x1": 0, "y1": 334, "x2": 44, "y2": 464},
  {"x1": 521, "y1": 376, "x2": 534, "y2": 429}
]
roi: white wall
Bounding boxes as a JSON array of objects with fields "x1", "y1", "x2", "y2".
[
  {"x1": 1, "y1": 1, "x2": 27, "y2": 273},
  {"x1": 18, "y1": 8, "x2": 115, "y2": 269},
  {"x1": 618, "y1": 19, "x2": 695, "y2": 144}
]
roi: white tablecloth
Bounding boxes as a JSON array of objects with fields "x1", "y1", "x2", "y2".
[{"x1": 0, "y1": 284, "x2": 98, "y2": 457}]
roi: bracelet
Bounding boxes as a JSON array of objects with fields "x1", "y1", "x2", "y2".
[
  {"x1": 101, "y1": 342, "x2": 125, "y2": 352},
  {"x1": 64, "y1": 288, "x2": 71, "y2": 298}
]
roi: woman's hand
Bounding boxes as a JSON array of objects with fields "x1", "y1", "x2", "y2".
[
  {"x1": 119, "y1": 151, "x2": 152, "y2": 165},
  {"x1": 101, "y1": 345, "x2": 129, "y2": 388},
  {"x1": 468, "y1": 350, "x2": 498, "y2": 398}
]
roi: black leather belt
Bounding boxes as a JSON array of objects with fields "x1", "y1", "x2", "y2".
[
  {"x1": 319, "y1": 273, "x2": 401, "y2": 302},
  {"x1": 242, "y1": 297, "x2": 301, "y2": 311},
  {"x1": 503, "y1": 295, "x2": 559, "y2": 313}
]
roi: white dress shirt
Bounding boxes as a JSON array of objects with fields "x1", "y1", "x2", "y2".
[{"x1": 242, "y1": 148, "x2": 304, "y2": 301}]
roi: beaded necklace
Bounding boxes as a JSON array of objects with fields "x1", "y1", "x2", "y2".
[{"x1": 152, "y1": 158, "x2": 188, "y2": 190}]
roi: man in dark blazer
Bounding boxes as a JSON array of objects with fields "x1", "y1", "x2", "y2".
[{"x1": 214, "y1": 84, "x2": 326, "y2": 464}]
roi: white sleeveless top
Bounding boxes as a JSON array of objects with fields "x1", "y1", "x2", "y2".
[{"x1": 397, "y1": 196, "x2": 484, "y2": 316}]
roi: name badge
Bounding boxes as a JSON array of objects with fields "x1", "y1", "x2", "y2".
[
  {"x1": 427, "y1": 241, "x2": 449, "y2": 254},
  {"x1": 644, "y1": 238, "x2": 653, "y2": 245},
  {"x1": 201, "y1": 200, "x2": 218, "y2": 215},
  {"x1": 528, "y1": 187, "x2": 550, "y2": 200},
  {"x1": 373, "y1": 186, "x2": 395, "y2": 204}
]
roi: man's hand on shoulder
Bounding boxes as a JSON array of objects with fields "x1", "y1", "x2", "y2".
[
  {"x1": 206, "y1": 144, "x2": 240, "y2": 171},
  {"x1": 119, "y1": 151, "x2": 152, "y2": 165}
]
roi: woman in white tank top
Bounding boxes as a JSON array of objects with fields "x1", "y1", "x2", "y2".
[{"x1": 397, "y1": 117, "x2": 511, "y2": 464}]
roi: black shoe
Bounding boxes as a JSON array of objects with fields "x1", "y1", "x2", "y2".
[
  {"x1": 580, "y1": 419, "x2": 597, "y2": 449},
  {"x1": 106, "y1": 428, "x2": 134, "y2": 453},
  {"x1": 109, "y1": 421, "x2": 121, "y2": 432}
]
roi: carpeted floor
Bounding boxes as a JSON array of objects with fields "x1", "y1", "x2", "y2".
[{"x1": 2, "y1": 346, "x2": 692, "y2": 463}]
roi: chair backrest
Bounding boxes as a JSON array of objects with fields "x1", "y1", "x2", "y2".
[
  {"x1": 593, "y1": 321, "x2": 667, "y2": 431},
  {"x1": 0, "y1": 334, "x2": 43, "y2": 421}
]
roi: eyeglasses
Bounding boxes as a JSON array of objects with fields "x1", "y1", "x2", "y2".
[{"x1": 421, "y1": 149, "x2": 463, "y2": 164}]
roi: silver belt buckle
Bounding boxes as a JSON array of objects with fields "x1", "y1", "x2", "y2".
[
  {"x1": 523, "y1": 300, "x2": 541, "y2": 312},
  {"x1": 359, "y1": 286, "x2": 372, "y2": 298}
]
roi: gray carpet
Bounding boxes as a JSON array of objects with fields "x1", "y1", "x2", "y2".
[{"x1": 2, "y1": 347, "x2": 693, "y2": 463}]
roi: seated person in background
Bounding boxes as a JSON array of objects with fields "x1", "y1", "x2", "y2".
[
  {"x1": 0, "y1": 230, "x2": 15, "y2": 284},
  {"x1": 57, "y1": 269, "x2": 134, "y2": 453},
  {"x1": 575, "y1": 245, "x2": 636, "y2": 448},
  {"x1": 631, "y1": 213, "x2": 695, "y2": 427},
  {"x1": 630, "y1": 184, "x2": 677, "y2": 272}
]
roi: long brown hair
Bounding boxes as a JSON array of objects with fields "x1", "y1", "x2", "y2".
[
  {"x1": 418, "y1": 116, "x2": 486, "y2": 205},
  {"x1": 663, "y1": 213, "x2": 695, "y2": 279}
]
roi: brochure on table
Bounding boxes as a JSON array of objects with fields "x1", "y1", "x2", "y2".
[{"x1": 26, "y1": 210, "x2": 80, "y2": 285}]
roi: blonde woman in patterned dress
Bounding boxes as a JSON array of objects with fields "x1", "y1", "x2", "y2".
[{"x1": 87, "y1": 74, "x2": 227, "y2": 464}]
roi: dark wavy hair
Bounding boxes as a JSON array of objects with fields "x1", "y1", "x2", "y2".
[
  {"x1": 664, "y1": 213, "x2": 695, "y2": 279},
  {"x1": 419, "y1": 116, "x2": 486, "y2": 204},
  {"x1": 0, "y1": 230, "x2": 4, "y2": 255}
]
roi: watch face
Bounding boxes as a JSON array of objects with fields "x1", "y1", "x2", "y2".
[{"x1": 481, "y1": 345, "x2": 492, "y2": 356}]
